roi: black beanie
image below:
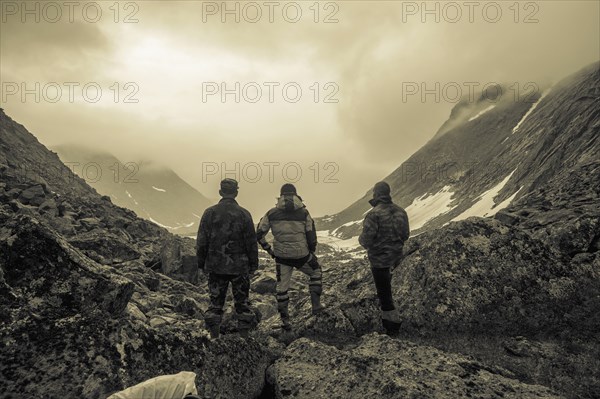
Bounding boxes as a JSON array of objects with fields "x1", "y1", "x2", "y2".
[{"x1": 280, "y1": 183, "x2": 297, "y2": 195}]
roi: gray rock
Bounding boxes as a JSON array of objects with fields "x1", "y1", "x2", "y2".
[
  {"x1": 18, "y1": 184, "x2": 45, "y2": 206},
  {"x1": 38, "y1": 198, "x2": 58, "y2": 216},
  {"x1": 267, "y1": 333, "x2": 564, "y2": 399}
]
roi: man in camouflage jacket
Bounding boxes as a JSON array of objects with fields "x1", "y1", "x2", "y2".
[
  {"x1": 359, "y1": 181, "x2": 410, "y2": 334},
  {"x1": 196, "y1": 178, "x2": 258, "y2": 338}
]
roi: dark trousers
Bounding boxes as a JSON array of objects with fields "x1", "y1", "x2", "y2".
[
  {"x1": 371, "y1": 267, "x2": 395, "y2": 311},
  {"x1": 206, "y1": 273, "x2": 251, "y2": 316}
]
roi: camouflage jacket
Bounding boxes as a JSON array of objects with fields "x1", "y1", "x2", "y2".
[
  {"x1": 359, "y1": 197, "x2": 410, "y2": 269},
  {"x1": 196, "y1": 198, "x2": 258, "y2": 275}
]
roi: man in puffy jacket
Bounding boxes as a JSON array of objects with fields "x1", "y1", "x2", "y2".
[
  {"x1": 256, "y1": 183, "x2": 324, "y2": 331},
  {"x1": 359, "y1": 181, "x2": 410, "y2": 334},
  {"x1": 196, "y1": 178, "x2": 258, "y2": 338}
]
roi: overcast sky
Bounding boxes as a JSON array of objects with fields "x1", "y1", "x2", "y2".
[{"x1": 1, "y1": 1, "x2": 598, "y2": 216}]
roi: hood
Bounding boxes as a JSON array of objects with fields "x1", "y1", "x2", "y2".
[
  {"x1": 369, "y1": 194, "x2": 392, "y2": 207},
  {"x1": 276, "y1": 194, "x2": 305, "y2": 212}
]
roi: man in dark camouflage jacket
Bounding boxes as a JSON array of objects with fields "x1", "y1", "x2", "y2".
[
  {"x1": 196, "y1": 178, "x2": 258, "y2": 338},
  {"x1": 359, "y1": 181, "x2": 410, "y2": 334}
]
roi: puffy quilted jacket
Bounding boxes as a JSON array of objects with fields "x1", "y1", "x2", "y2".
[{"x1": 256, "y1": 194, "x2": 317, "y2": 260}]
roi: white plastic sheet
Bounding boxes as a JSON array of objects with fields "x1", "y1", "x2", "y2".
[{"x1": 107, "y1": 371, "x2": 198, "y2": 399}]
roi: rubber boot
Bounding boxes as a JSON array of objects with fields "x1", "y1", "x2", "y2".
[
  {"x1": 237, "y1": 312, "x2": 255, "y2": 339},
  {"x1": 205, "y1": 314, "x2": 222, "y2": 339},
  {"x1": 207, "y1": 323, "x2": 220, "y2": 339},
  {"x1": 280, "y1": 310, "x2": 292, "y2": 331},
  {"x1": 382, "y1": 309, "x2": 401, "y2": 336},
  {"x1": 310, "y1": 292, "x2": 325, "y2": 315}
]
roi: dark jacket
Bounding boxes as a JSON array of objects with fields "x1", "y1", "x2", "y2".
[
  {"x1": 196, "y1": 198, "x2": 258, "y2": 274},
  {"x1": 256, "y1": 194, "x2": 317, "y2": 261},
  {"x1": 359, "y1": 196, "x2": 410, "y2": 269}
]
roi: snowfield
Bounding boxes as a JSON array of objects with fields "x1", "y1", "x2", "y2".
[
  {"x1": 317, "y1": 231, "x2": 362, "y2": 251},
  {"x1": 405, "y1": 185, "x2": 456, "y2": 231},
  {"x1": 331, "y1": 219, "x2": 362, "y2": 238},
  {"x1": 452, "y1": 169, "x2": 519, "y2": 221},
  {"x1": 512, "y1": 88, "x2": 552, "y2": 134}
]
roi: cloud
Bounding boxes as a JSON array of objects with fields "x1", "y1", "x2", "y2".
[
  {"x1": 1, "y1": 17, "x2": 112, "y2": 81},
  {"x1": 1, "y1": 0, "x2": 598, "y2": 215}
]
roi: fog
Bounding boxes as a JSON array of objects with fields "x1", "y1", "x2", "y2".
[{"x1": 1, "y1": 0, "x2": 598, "y2": 216}]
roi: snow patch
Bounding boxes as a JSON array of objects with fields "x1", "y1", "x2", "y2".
[
  {"x1": 125, "y1": 190, "x2": 139, "y2": 205},
  {"x1": 317, "y1": 231, "x2": 362, "y2": 251},
  {"x1": 512, "y1": 88, "x2": 552, "y2": 134},
  {"x1": 468, "y1": 105, "x2": 496, "y2": 122},
  {"x1": 331, "y1": 219, "x2": 362, "y2": 237},
  {"x1": 452, "y1": 169, "x2": 518, "y2": 221},
  {"x1": 148, "y1": 217, "x2": 195, "y2": 230},
  {"x1": 148, "y1": 216, "x2": 174, "y2": 229},
  {"x1": 406, "y1": 186, "x2": 456, "y2": 230},
  {"x1": 152, "y1": 186, "x2": 166, "y2": 192}
]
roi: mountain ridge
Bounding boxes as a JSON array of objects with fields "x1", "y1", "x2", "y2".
[
  {"x1": 53, "y1": 144, "x2": 212, "y2": 236},
  {"x1": 318, "y1": 61, "x2": 599, "y2": 241}
]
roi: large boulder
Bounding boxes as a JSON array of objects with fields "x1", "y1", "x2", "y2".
[
  {"x1": 159, "y1": 235, "x2": 199, "y2": 284},
  {"x1": 393, "y1": 218, "x2": 600, "y2": 336},
  {"x1": 68, "y1": 230, "x2": 141, "y2": 265},
  {"x1": 267, "y1": 333, "x2": 563, "y2": 399},
  {"x1": 17, "y1": 184, "x2": 46, "y2": 206},
  {"x1": 0, "y1": 215, "x2": 134, "y2": 317}
]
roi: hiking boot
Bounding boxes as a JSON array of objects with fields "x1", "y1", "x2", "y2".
[
  {"x1": 205, "y1": 313, "x2": 222, "y2": 339},
  {"x1": 281, "y1": 314, "x2": 292, "y2": 331},
  {"x1": 236, "y1": 312, "x2": 255, "y2": 339},
  {"x1": 207, "y1": 324, "x2": 220, "y2": 339},
  {"x1": 382, "y1": 309, "x2": 402, "y2": 336},
  {"x1": 310, "y1": 292, "x2": 325, "y2": 315}
]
